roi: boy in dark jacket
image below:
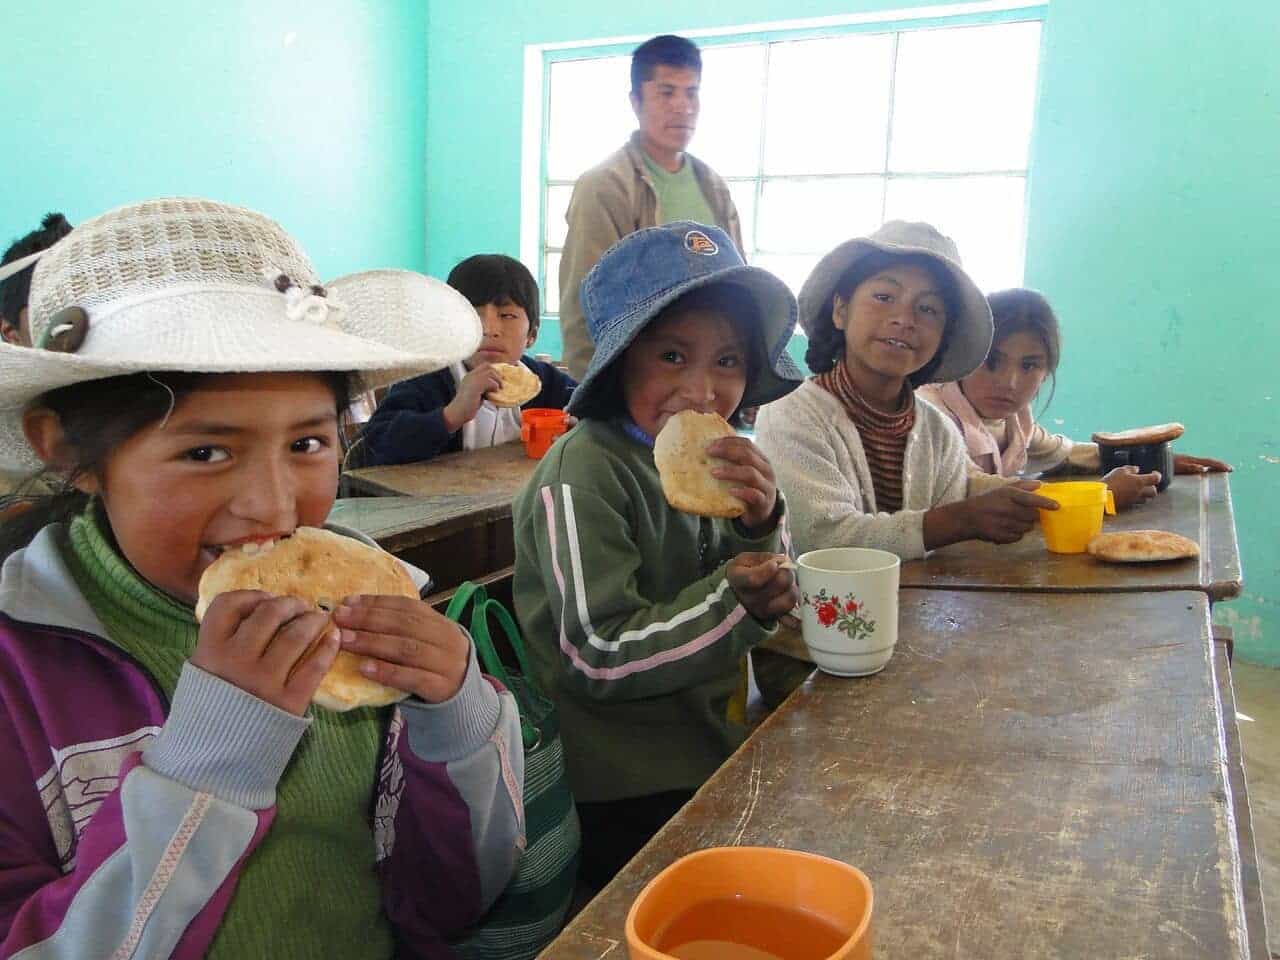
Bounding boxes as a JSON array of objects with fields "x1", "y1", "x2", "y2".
[{"x1": 362, "y1": 255, "x2": 577, "y2": 465}]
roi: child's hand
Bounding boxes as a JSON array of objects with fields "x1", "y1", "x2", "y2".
[
  {"x1": 708, "y1": 437, "x2": 778, "y2": 533},
  {"x1": 443, "y1": 364, "x2": 504, "y2": 432},
  {"x1": 192, "y1": 592, "x2": 340, "y2": 717},
  {"x1": 1104, "y1": 465, "x2": 1160, "y2": 509},
  {"x1": 965, "y1": 480, "x2": 1060, "y2": 544},
  {"x1": 1174, "y1": 453, "x2": 1232, "y2": 474},
  {"x1": 728, "y1": 553, "x2": 799, "y2": 623},
  {"x1": 334, "y1": 596, "x2": 471, "y2": 703}
]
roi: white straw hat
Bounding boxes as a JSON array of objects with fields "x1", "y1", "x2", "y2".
[{"x1": 0, "y1": 198, "x2": 482, "y2": 471}]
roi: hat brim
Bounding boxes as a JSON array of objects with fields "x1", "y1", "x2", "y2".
[
  {"x1": 797, "y1": 237, "x2": 993, "y2": 384},
  {"x1": 567, "y1": 264, "x2": 804, "y2": 419},
  {"x1": 0, "y1": 269, "x2": 481, "y2": 472}
]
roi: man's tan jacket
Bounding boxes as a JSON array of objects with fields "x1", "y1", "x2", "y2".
[{"x1": 557, "y1": 132, "x2": 744, "y2": 379}]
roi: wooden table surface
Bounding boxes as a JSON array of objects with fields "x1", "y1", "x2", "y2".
[
  {"x1": 901, "y1": 473, "x2": 1242, "y2": 601},
  {"x1": 328, "y1": 493, "x2": 516, "y2": 554},
  {"x1": 546, "y1": 589, "x2": 1252, "y2": 959},
  {"x1": 342, "y1": 441, "x2": 538, "y2": 500}
]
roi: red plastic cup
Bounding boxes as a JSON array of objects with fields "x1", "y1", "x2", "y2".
[{"x1": 520, "y1": 408, "x2": 568, "y2": 459}]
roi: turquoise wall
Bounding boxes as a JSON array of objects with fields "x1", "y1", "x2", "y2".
[
  {"x1": 1, "y1": 0, "x2": 428, "y2": 278},
  {"x1": 425, "y1": 0, "x2": 1280, "y2": 663}
]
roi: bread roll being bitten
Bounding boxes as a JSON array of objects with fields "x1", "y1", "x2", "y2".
[
  {"x1": 654, "y1": 410, "x2": 746, "y2": 519},
  {"x1": 195, "y1": 527, "x2": 420, "y2": 712}
]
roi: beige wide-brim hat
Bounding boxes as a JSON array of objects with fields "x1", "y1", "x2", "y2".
[
  {"x1": 0, "y1": 198, "x2": 482, "y2": 472},
  {"x1": 798, "y1": 220, "x2": 993, "y2": 384}
]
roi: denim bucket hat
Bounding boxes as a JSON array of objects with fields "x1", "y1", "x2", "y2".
[{"x1": 567, "y1": 221, "x2": 804, "y2": 418}]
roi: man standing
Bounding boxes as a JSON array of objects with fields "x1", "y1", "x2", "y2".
[{"x1": 558, "y1": 35, "x2": 744, "y2": 379}]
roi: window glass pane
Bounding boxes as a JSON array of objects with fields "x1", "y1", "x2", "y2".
[
  {"x1": 890, "y1": 22, "x2": 1042, "y2": 173},
  {"x1": 543, "y1": 251, "x2": 562, "y2": 315},
  {"x1": 690, "y1": 44, "x2": 767, "y2": 178},
  {"x1": 752, "y1": 252, "x2": 823, "y2": 298},
  {"x1": 547, "y1": 56, "x2": 633, "y2": 181},
  {"x1": 545, "y1": 185, "x2": 573, "y2": 248},
  {"x1": 883, "y1": 175, "x2": 1026, "y2": 291},
  {"x1": 725, "y1": 179, "x2": 757, "y2": 255},
  {"x1": 757, "y1": 177, "x2": 884, "y2": 255},
  {"x1": 763, "y1": 34, "x2": 895, "y2": 175}
]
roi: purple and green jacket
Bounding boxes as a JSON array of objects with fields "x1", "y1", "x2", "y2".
[{"x1": 0, "y1": 524, "x2": 525, "y2": 958}]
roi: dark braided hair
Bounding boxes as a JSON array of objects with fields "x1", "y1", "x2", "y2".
[
  {"x1": 804, "y1": 250, "x2": 960, "y2": 387},
  {"x1": 1, "y1": 213, "x2": 74, "y2": 334}
]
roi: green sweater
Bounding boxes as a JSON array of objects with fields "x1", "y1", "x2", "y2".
[
  {"x1": 63, "y1": 508, "x2": 394, "y2": 959},
  {"x1": 512, "y1": 419, "x2": 786, "y2": 803}
]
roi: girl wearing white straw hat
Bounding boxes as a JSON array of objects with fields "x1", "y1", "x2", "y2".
[
  {"x1": 0, "y1": 199, "x2": 524, "y2": 957},
  {"x1": 755, "y1": 221, "x2": 1060, "y2": 562}
]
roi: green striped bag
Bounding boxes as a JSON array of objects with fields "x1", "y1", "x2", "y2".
[{"x1": 446, "y1": 582, "x2": 581, "y2": 960}]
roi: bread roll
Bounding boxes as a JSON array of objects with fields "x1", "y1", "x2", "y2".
[
  {"x1": 195, "y1": 527, "x2": 419, "y2": 711},
  {"x1": 1086, "y1": 529, "x2": 1199, "y2": 563},
  {"x1": 485, "y1": 362, "x2": 541, "y2": 407},
  {"x1": 1091, "y1": 423, "x2": 1184, "y2": 446},
  {"x1": 654, "y1": 410, "x2": 746, "y2": 519}
]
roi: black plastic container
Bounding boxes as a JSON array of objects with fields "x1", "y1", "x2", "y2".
[{"x1": 1097, "y1": 440, "x2": 1174, "y2": 492}]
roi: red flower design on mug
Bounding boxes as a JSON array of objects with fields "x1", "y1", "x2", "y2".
[{"x1": 801, "y1": 588, "x2": 878, "y2": 642}]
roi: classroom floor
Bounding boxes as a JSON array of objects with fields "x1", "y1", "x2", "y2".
[{"x1": 1234, "y1": 660, "x2": 1280, "y2": 957}]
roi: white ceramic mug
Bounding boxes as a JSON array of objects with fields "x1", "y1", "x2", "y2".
[{"x1": 796, "y1": 547, "x2": 901, "y2": 677}]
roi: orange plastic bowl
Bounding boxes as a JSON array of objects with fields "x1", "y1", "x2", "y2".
[
  {"x1": 625, "y1": 847, "x2": 873, "y2": 960},
  {"x1": 520, "y1": 407, "x2": 568, "y2": 459}
]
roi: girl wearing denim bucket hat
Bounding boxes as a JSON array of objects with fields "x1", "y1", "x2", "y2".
[
  {"x1": 0, "y1": 199, "x2": 525, "y2": 958},
  {"x1": 511, "y1": 221, "x2": 803, "y2": 889},
  {"x1": 756, "y1": 221, "x2": 1060, "y2": 562}
]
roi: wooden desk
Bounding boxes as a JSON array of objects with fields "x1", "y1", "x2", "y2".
[
  {"x1": 1214, "y1": 642, "x2": 1273, "y2": 959},
  {"x1": 342, "y1": 442, "x2": 537, "y2": 499},
  {"x1": 901, "y1": 473, "x2": 1242, "y2": 600},
  {"x1": 547, "y1": 590, "x2": 1254, "y2": 958},
  {"x1": 333, "y1": 444, "x2": 538, "y2": 593}
]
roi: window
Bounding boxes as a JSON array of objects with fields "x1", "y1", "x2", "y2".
[{"x1": 539, "y1": 15, "x2": 1044, "y2": 322}]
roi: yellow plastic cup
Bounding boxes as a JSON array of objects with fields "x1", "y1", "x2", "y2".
[{"x1": 1037, "y1": 481, "x2": 1117, "y2": 554}]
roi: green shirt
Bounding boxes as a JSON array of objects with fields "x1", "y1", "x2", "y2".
[
  {"x1": 63, "y1": 508, "x2": 395, "y2": 960},
  {"x1": 642, "y1": 152, "x2": 719, "y2": 228},
  {"x1": 512, "y1": 420, "x2": 785, "y2": 803}
]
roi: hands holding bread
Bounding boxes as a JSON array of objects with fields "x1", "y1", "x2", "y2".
[
  {"x1": 707, "y1": 436, "x2": 780, "y2": 533},
  {"x1": 193, "y1": 593, "x2": 342, "y2": 717},
  {"x1": 333, "y1": 595, "x2": 470, "y2": 704},
  {"x1": 195, "y1": 528, "x2": 471, "y2": 714},
  {"x1": 443, "y1": 363, "x2": 504, "y2": 432}
]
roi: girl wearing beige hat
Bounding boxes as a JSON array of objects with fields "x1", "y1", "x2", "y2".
[
  {"x1": 755, "y1": 221, "x2": 1060, "y2": 561},
  {"x1": 0, "y1": 199, "x2": 523, "y2": 958}
]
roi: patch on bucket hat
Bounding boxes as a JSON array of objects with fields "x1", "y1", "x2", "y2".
[{"x1": 683, "y1": 229, "x2": 719, "y2": 256}]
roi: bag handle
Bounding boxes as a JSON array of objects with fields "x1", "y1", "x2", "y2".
[{"x1": 444, "y1": 582, "x2": 540, "y2": 749}]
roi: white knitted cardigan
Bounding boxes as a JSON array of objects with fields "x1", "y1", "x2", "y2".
[{"x1": 754, "y1": 380, "x2": 973, "y2": 561}]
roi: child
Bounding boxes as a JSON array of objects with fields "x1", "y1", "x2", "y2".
[
  {"x1": 512, "y1": 222, "x2": 802, "y2": 889},
  {"x1": 0, "y1": 199, "x2": 524, "y2": 958},
  {"x1": 0, "y1": 212, "x2": 74, "y2": 346},
  {"x1": 755, "y1": 221, "x2": 1060, "y2": 561},
  {"x1": 918, "y1": 287, "x2": 1232, "y2": 508},
  {"x1": 361, "y1": 254, "x2": 577, "y2": 465}
]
